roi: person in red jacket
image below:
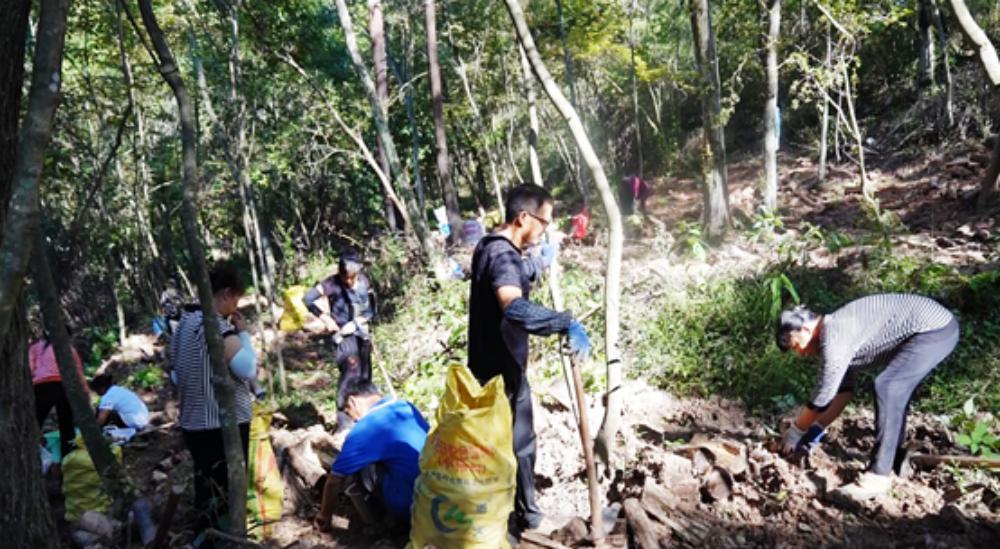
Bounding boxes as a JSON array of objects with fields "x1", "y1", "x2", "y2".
[{"x1": 29, "y1": 329, "x2": 87, "y2": 458}]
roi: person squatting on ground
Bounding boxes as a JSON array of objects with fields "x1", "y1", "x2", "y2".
[
  {"x1": 29, "y1": 329, "x2": 87, "y2": 459},
  {"x1": 313, "y1": 378, "x2": 429, "y2": 534},
  {"x1": 467, "y1": 183, "x2": 592, "y2": 539},
  {"x1": 170, "y1": 262, "x2": 258, "y2": 535},
  {"x1": 89, "y1": 373, "x2": 150, "y2": 430},
  {"x1": 776, "y1": 293, "x2": 959, "y2": 500},
  {"x1": 302, "y1": 251, "x2": 376, "y2": 431}
]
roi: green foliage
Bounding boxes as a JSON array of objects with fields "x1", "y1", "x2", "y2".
[
  {"x1": 768, "y1": 273, "x2": 800, "y2": 321},
  {"x1": 126, "y1": 365, "x2": 165, "y2": 391},
  {"x1": 82, "y1": 327, "x2": 119, "y2": 375},
  {"x1": 675, "y1": 221, "x2": 708, "y2": 260},
  {"x1": 953, "y1": 398, "x2": 999, "y2": 458}
]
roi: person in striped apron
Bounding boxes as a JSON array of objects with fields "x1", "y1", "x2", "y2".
[{"x1": 776, "y1": 293, "x2": 959, "y2": 500}]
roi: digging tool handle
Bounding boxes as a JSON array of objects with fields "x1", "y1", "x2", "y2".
[
  {"x1": 910, "y1": 453, "x2": 1000, "y2": 469},
  {"x1": 369, "y1": 339, "x2": 397, "y2": 399},
  {"x1": 569, "y1": 352, "x2": 604, "y2": 543},
  {"x1": 151, "y1": 485, "x2": 183, "y2": 549}
]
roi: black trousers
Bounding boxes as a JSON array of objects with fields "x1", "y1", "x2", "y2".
[
  {"x1": 182, "y1": 423, "x2": 250, "y2": 534},
  {"x1": 34, "y1": 381, "x2": 75, "y2": 459},
  {"x1": 470, "y1": 366, "x2": 542, "y2": 536},
  {"x1": 334, "y1": 336, "x2": 373, "y2": 431},
  {"x1": 870, "y1": 319, "x2": 959, "y2": 475}
]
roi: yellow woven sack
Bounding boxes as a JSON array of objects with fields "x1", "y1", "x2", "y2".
[
  {"x1": 278, "y1": 285, "x2": 310, "y2": 332},
  {"x1": 247, "y1": 402, "x2": 284, "y2": 539},
  {"x1": 409, "y1": 365, "x2": 516, "y2": 548},
  {"x1": 62, "y1": 436, "x2": 122, "y2": 523}
]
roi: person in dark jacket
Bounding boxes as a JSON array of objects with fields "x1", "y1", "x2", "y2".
[
  {"x1": 303, "y1": 251, "x2": 376, "y2": 431},
  {"x1": 776, "y1": 294, "x2": 959, "y2": 500}
]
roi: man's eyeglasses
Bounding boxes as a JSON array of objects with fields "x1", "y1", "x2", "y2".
[{"x1": 525, "y1": 211, "x2": 552, "y2": 228}]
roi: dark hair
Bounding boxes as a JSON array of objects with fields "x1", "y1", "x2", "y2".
[
  {"x1": 775, "y1": 305, "x2": 820, "y2": 351},
  {"x1": 340, "y1": 378, "x2": 380, "y2": 402},
  {"x1": 504, "y1": 184, "x2": 554, "y2": 223},
  {"x1": 338, "y1": 250, "x2": 364, "y2": 277},
  {"x1": 90, "y1": 373, "x2": 113, "y2": 394},
  {"x1": 209, "y1": 262, "x2": 246, "y2": 296}
]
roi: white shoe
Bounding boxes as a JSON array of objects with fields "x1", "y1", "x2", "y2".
[{"x1": 834, "y1": 472, "x2": 892, "y2": 501}]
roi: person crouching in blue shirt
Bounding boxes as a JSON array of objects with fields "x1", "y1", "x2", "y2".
[{"x1": 313, "y1": 378, "x2": 429, "y2": 534}]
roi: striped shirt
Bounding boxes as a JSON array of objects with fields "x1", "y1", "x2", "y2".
[
  {"x1": 809, "y1": 293, "x2": 954, "y2": 410},
  {"x1": 170, "y1": 305, "x2": 253, "y2": 430}
]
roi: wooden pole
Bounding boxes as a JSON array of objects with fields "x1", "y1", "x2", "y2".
[{"x1": 569, "y1": 351, "x2": 603, "y2": 543}]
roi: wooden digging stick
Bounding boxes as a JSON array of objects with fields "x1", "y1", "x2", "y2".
[
  {"x1": 910, "y1": 453, "x2": 1000, "y2": 470},
  {"x1": 369, "y1": 339, "x2": 397, "y2": 399},
  {"x1": 568, "y1": 349, "x2": 604, "y2": 543}
]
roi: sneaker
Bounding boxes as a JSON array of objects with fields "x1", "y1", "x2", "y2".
[{"x1": 833, "y1": 472, "x2": 892, "y2": 501}]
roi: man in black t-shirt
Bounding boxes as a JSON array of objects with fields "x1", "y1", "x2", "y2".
[{"x1": 468, "y1": 183, "x2": 591, "y2": 539}]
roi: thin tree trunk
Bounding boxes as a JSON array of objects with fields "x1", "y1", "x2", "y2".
[
  {"x1": 369, "y1": 0, "x2": 398, "y2": 232},
  {"x1": 689, "y1": 0, "x2": 730, "y2": 240},
  {"x1": 841, "y1": 60, "x2": 870, "y2": 203},
  {"x1": 444, "y1": 19, "x2": 506, "y2": 219},
  {"x1": 918, "y1": 0, "x2": 937, "y2": 87},
  {"x1": 395, "y1": 16, "x2": 426, "y2": 212},
  {"x1": 947, "y1": 0, "x2": 1000, "y2": 208},
  {"x1": 818, "y1": 25, "x2": 831, "y2": 182},
  {"x1": 0, "y1": 1, "x2": 60, "y2": 545},
  {"x1": 33, "y1": 226, "x2": 128, "y2": 503},
  {"x1": 555, "y1": 0, "x2": 585, "y2": 201},
  {"x1": 762, "y1": 0, "x2": 781, "y2": 211},
  {"x1": 425, "y1": 0, "x2": 463, "y2": 245},
  {"x1": 519, "y1": 45, "x2": 545, "y2": 185},
  {"x1": 504, "y1": 0, "x2": 624, "y2": 509},
  {"x1": 334, "y1": 0, "x2": 434, "y2": 260},
  {"x1": 136, "y1": 0, "x2": 247, "y2": 536},
  {"x1": 934, "y1": 0, "x2": 955, "y2": 126},
  {"x1": 630, "y1": 0, "x2": 644, "y2": 177}
]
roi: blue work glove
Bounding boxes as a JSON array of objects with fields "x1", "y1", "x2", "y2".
[
  {"x1": 796, "y1": 424, "x2": 826, "y2": 453},
  {"x1": 566, "y1": 320, "x2": 591, "y2": 362},
  {"x1": 539, "y1": 242, "x2": 557, "y2": 269}
]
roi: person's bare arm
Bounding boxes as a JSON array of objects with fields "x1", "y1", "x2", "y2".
[
  {"x1": 313, "y1": 474, "x2": 347, "y2": 531},
  {"x1": 815, "y1": 391, "x2": 853, "y2": 428},
  {"x1": 496, "y1": 285, "x2": 523, "y2": 311},
  {"x1": 96, "y1": 409, "x2": 111, "y2": 427}
]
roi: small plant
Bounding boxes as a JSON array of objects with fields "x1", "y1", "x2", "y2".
[
  {"x1": 767, "y1": 272, "x2": 800, "y2": 320},
  {"x1": 83, "y1": 326, "x2": 120, "y2": 374},
  {"x1": 957, "y1": 421, "x2": 999, "y2": 458},
  {"x1": 748, "y1": 209, "x2": 784, "y2": 244},
  {"x1": 953, "y1": 397, "x2": 1000, "y2": 458},
  {"x1": 675, "y1": 221, "x2": 707, "y2": 260}
]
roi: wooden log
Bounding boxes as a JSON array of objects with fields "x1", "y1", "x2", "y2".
[
  {"x1": 624, "y1": 498, "x2": 665, "y2": 549},
  {"x1": 520, "y1": 531, "x2": 572, "y2": 549},
  {"x1": 151, "y1": 485, "x2": 183, "y2": 549}
]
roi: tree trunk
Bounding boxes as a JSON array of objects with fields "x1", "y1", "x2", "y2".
[
  {"x1": 519, "y1": 45, "x2": 545, "y2": 185},
  {"x1": 818, "y1": 25, "x2": 831, "y2": 182},
  {"x1": 334, "y1": 0, "x2": 435, "y2": 260},
  {"x1": 396, "y1": 15, "x2": 427, "y2": 212},
  {"x1": 33, "y1": 227, "x2": 128, "y2": 504},
  {"x1": 934, "y1": 0, "x2": 955, "y2": 126},
  {"x1": 0, "y1": 1, "x2": 60, "y2": 546},
  {"x1": 369, "y1": 0, "x2": 399, "y2": 232},
  {"x1": 136, "y1": 0, "x2": 248, "y2": 537},
  {"x1": 0, "y1": 0, "x2": 70, "y2": 344},
  {"x1": 947, "y1": 0, "x2": 1000, "y2": 208},
  {"x1": 689, "y1": 0, "x2": 730, "y2": 240},
  {"x1": 762, "y1": 0, "x2": 781, "y2": 211},
  {"x1": 630, "y1": 0, "x2": 644, "y2": 177},
  {"x1": 503, "y1": 0, "x2": 624, "y2": 513},
  {"x1": 555, "y1": 0, "x2": 586, "y2": 201},
  {"x1": 425, "y1": 0, "x2": 463, "y2": 245},
  {"x1": 918, "y1": 0, "x2": 937, "y2": 87}
]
